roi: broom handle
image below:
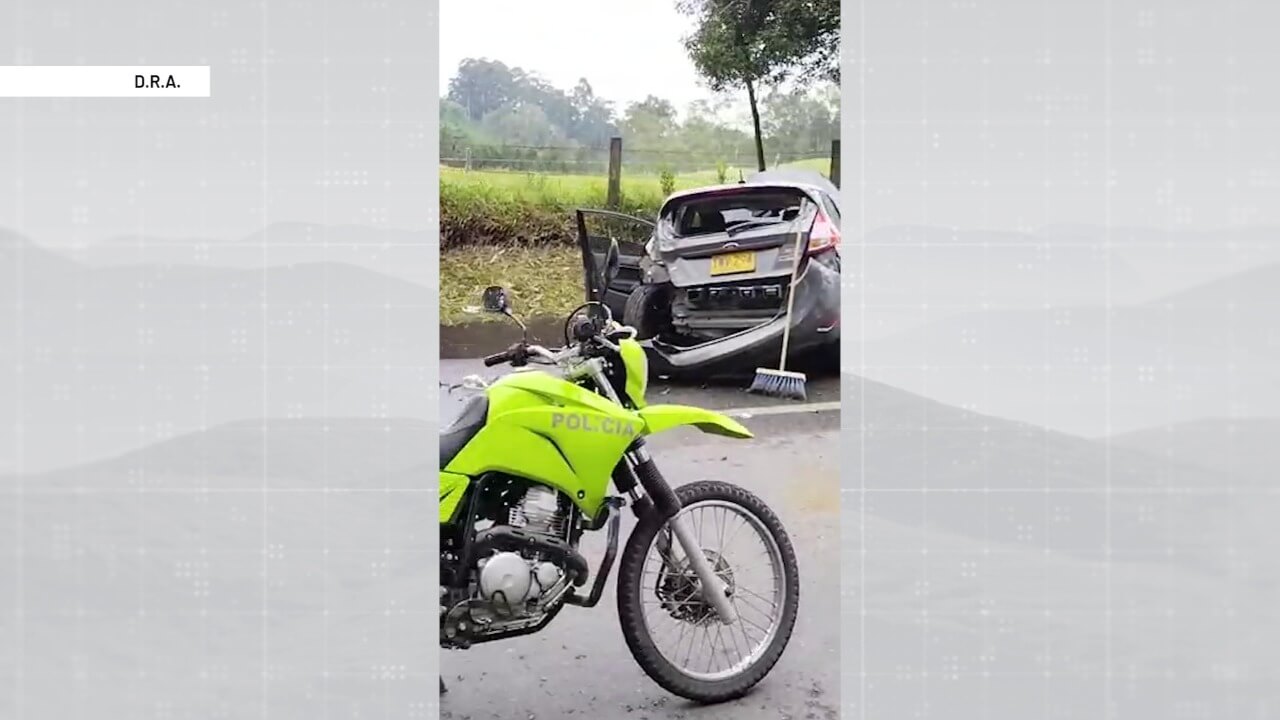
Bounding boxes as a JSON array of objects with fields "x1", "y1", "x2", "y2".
[{"x1": 777, "y1": 203, "x2": 808, "y2": 370}]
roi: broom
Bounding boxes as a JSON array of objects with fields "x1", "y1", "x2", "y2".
[{"x1": 747, "y1": 200, "x2": 810, "y2": 401}]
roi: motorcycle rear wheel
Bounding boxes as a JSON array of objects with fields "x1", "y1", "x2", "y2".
[{"x1": 616, "y1": 480, "x2": 800, "y2": 704}]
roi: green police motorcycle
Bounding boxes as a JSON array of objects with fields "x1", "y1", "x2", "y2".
[{"x1": 439, "y1": 243, "x2": 800, "y2": 703}]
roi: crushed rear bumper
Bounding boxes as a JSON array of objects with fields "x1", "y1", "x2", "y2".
[{"x1": 640, "y1": 256, "x2": 840, "y2": 378}]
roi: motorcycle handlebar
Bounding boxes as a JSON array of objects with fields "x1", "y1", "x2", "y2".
[
  {"x1": 479, "y1": 327, "x2": 630, "y2": 369},
  {"x1": 482, "y1": 342, "x2": 527, "y2": 367},
  {"x1": 481, "y1": 342, "x2": 566, "y2": 368},
  {"x1": 482, "y1": 350, "x2": 511, "y2": 367}
]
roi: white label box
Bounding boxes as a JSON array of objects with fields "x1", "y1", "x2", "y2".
[{"x1": 0, "y1": 66, "x2": 211, "y2": 98}]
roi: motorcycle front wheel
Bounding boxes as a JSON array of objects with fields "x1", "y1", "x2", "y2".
[{"x1": 616, "y1": 480, "x2": 800, "y2": 704}]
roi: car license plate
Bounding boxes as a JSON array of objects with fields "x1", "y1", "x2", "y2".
[{"x1": 710, "y1": 251, "x2": 755, "y2": 276}]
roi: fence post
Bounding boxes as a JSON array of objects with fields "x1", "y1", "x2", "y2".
[
  {"x1": 829, "y1": 139, "x2": 841, "y2": 188},
  {"x1": 606, "y1": 137, "x2": 623, "y2": 209},
  {"x1": 464, "y1": 146, "x2": 472, "y2": 172}
]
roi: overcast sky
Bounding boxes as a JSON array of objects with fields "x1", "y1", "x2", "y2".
[{"x1": 439, "y1": 0, "x2": 726, "y2": 119}]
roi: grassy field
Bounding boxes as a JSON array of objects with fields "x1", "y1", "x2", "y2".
[
  {"x1": 441, "y1": 157, "x2": 830, "y2": 210},
  {"x1": 440, "y1": 244, "x2": 582, "y2": 325},
  {"x1": 439, "y1": 158, "x2": 833, "y2": 322},
  {"x1": 439, "y1": 166, "x2": 724, "y2": 251},
  {"x1": 442, "y1": 166, "x2": 714, "y2": 206}
]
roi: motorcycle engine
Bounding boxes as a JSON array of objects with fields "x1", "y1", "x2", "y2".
[
  {"x1": 508, "y1": 483, "x2": 568, "y2": 536},
  {"x1": 474, "y1": 485, "x2": 571, "y2": 617}
]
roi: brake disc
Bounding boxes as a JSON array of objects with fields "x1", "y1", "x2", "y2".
[{"x1": 655, "y1": 549, "x2": 734, "y2": 625}]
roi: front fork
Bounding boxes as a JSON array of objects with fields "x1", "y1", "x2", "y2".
[
  {"x1": 667, "y1": 511, "x2": 739, "y2": 625},
  {"x1": 581, "y1": 358, "x2": 737, "y2": 625},
  {"x1": 619, "y1": 442, "x2": 738, "y2": 626}
]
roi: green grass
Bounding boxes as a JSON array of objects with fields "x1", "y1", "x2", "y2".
[
  {"x1": 439, "y1": 160, "x2": 833, "y2": 249},
  {"x1": 442, "y1": 166, "x2": 720, "y2": 206},
  {"x1": 440, "y1": 244, "x2": 583, "y2": 324},
  {"x1": 778, "y1": 157, "x2": 832, "y2": 174},
  {"x1": 443, "y1": 157, "x2": 830, "y2": 192}
]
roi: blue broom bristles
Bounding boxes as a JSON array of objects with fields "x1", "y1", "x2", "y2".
[{"x1": 747, "y1": 367, "x2": 807, "y2": 401}]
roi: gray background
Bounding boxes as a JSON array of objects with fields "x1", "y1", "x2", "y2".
[
  {"x1": 843, "y1": 0, "x2": 1280, "y2": 717},
  {"x1": 1, "y1": 1, "x2": 439, "y2": 718}
]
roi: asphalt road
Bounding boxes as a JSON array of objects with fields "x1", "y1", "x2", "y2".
[
  {"x1": 439, "y1": 358, "x2": 841, "y2": 420},
  {"x1": 439, "y1": 359, "x2": 841, "y2": 719}
]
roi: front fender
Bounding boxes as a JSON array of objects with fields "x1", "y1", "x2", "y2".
[{"x1": 637, "y1": 404, "x2": 754, "y2": 439}]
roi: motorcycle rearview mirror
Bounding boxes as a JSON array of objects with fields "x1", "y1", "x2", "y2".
[
  {"x1": 481, "y1": 285, "x2": 527, "y2": 336},
  {"x1": 481, "y1": 286, "x2": 510, "y2": 314}
]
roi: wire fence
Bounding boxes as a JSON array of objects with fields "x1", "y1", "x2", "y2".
[{"x1": 439, "y1": 141, "x2": 836, "y2": 177}]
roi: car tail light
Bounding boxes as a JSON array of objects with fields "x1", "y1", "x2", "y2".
[{"x1": 807, "y1": 212, "x2": 841, "y2": 254}]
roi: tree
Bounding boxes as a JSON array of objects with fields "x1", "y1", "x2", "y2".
[
  {"x1": 678, "y1": 0, "x2": 840, "y2": 171},
  {"x1": 479, "y1": 103, "x2": 566, "y2": 147},
  {"x1": 761, "y1": 82, "x2": 839, "y2": 158},
  {"x1": 440, "y1": 98, "x2": 494, "y2": 156},
  {"x1": 568, "y1": 79, "x2": 619, "y2": 147},
  {"x1": 621, "y1": 95, "x2": 680, "y2": 145},
  {"x1": 445, "y1": 60, "x2": 621, "y2": 152},
  {"x1": 439, "y1": 55, "x2": 834, "y2": 174},
  {"x1": 447, "y1": 59, "x2": 520, "y2": 121}
]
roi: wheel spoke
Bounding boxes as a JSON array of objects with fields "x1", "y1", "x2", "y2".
[
  {"x1": 706, "y1": 624, "x2": 721, "y2": 674},
  {"x1": 721, "y1": 514, "x2": 749, "y2": 555},
  {"x1": 723, "y1": 614, "x2": 746, "y2": 666},
  {"x1": 717, "y1": 507, "x2": 728, "y2": 554},
  {"x1": 630, "y1": 496, "x2": 789, "y2": 684},
  {"x1": 734, "y1": 583, "x2": 779, "y2": 610}
]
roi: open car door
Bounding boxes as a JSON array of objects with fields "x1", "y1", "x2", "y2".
[{"x1": 574, "y1": 209, "x2": 655, "y2": 319}]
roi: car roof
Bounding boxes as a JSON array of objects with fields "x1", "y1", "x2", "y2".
[{"x1": 746, "y1": 168, "x2": 840, "y2": 197}]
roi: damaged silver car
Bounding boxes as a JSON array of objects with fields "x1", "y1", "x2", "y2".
[{"x1": 578, "y1": 169, "x2": 841, "y2": 377}]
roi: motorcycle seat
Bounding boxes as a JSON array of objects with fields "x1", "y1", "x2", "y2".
[{"x1": 440, "y1": 394, "x2": 489, "y2": 469}]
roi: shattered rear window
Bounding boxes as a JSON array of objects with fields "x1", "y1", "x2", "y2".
[{"x1": 665, "y1": 189, "x2": 808, "y2": 238}]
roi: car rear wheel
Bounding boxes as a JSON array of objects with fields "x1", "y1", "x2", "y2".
[{"x1": 623, "y1": 283, "x2": 671, "y2": 340}]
